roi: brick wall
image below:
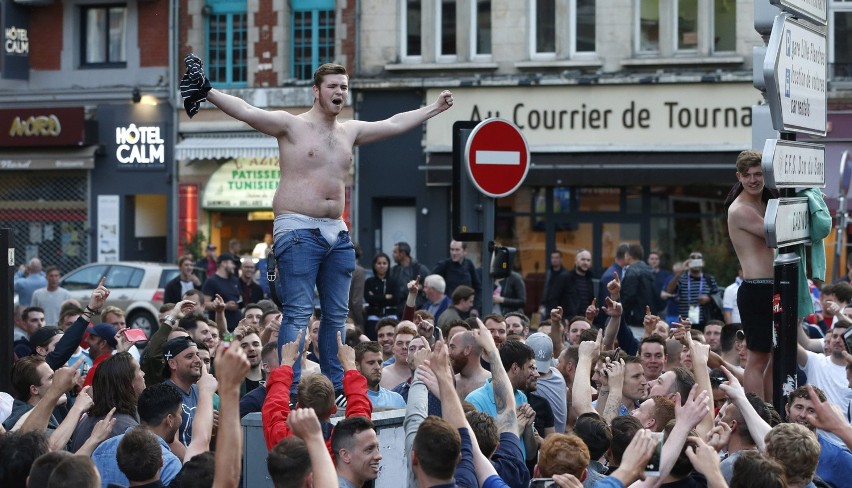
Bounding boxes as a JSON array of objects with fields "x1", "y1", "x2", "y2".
[
  {"x1": 138, "y1": 0, "x2": 170, "y2": 66},
  {"x1": 29, "y1": 3, "x2": 63, "y2": 70},
  {"x1": 253, "y1": 0, "x2": 278, "y2": 86}
]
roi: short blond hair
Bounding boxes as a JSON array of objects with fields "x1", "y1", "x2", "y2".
[
  {"x1": 764, "y1": 423, "x2": 820, "y2": 486},
  {"x1": 101, "y1": 306, "x2": 125, "y2": 319}
]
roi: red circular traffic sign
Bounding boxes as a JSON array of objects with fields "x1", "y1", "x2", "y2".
[{"x1": 464, "y1": 118, "x2": 530, "y2": 198}]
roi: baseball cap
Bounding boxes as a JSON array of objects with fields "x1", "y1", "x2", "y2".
[
  {"x1": 86, "y1": 324, "x2": 118, "y2": 348},
  {"x1": 162, "y1": 336, "x2": 196, "y2": 361},
  {"x1": 526, "y1": 332, "x2": 554, "y2": 373},
  {"x1": 29, "y1": 326, "x2": 63, "y2": 349},
  {"x1": 206, "y1": 244, "x2": 217, "y2": 251}
]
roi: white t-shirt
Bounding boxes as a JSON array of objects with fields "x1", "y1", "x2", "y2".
[
  {"x1": 723, "y1": 279, "x2": 741, "y2": 323},
  {"x1": 803, "y1": 351, "x2": 852, "y2": 415}
]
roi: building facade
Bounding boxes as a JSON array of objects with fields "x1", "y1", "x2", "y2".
[{"x1": 0, "y1": 0, "x2": 175, "y2": 269}]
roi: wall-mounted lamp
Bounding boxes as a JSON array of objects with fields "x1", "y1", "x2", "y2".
[{"x1": 132, "y1": 87, "x2": 141, "y2": 104}]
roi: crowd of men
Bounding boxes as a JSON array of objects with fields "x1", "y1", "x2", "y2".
[{"x1": 4, "y1": 234, "x2": 852, "y2": 488}]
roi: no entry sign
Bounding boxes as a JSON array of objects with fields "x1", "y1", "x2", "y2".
[{"x1": 464, "y1": 118, "x2": 530, "y2": 198}]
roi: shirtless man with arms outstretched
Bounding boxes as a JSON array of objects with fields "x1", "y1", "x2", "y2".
[
  {"x1": 726, "y1": 150, "x2": 775, "y2": 400},
  {"x1": 200, "y1": 61, "x2": 454, "y2": 395}
]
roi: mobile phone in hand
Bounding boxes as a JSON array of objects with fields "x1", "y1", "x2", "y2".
[
  {"x1": 644, "y1": 432, "x2": 665, "y2": 477},
  {"x1": 123, "y1": 328, "x2": 148, "y2": 343}
]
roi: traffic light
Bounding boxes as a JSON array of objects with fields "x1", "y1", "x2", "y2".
[{"x1": 490, "y1": 246, "x2": 517, "y2": 278}]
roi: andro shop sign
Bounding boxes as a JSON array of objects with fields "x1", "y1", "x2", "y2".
[
  {"x1": 425, "y1": 83, "x2": 759, "y2": 150},
  {"x1": 202, "y1": 157, "x2": 281, "y2": 210}
]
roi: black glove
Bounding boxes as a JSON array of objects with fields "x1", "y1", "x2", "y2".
[{"x1": 180, "y1": 53, "x2": 212, "y2": 118}]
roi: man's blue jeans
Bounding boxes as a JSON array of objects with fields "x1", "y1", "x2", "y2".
[{"x1": 274, "y1": 228, "x2": 354, "y2": 392}]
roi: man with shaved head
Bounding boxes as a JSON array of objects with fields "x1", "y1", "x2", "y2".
[{"x1": 449, "y1": 331, "x2": 491, "y2": 400}]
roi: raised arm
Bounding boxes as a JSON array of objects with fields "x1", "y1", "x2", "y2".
[
  {"x1": 50, "y1": 386, "x2": 93, "y2": 451},
  {"x1": 571, "y1": 329, "x2": 601, "y2": 418},
  {"x1": 288, "y1": 408, "x2": 339, "y2": 488},
  {"x1": 602, "y1": 297, "x2": 623, "y2": 351},
  {"x1": 684, "y1": 332, "x2": 715, "y2": 437},
  {"x1": 549, "y1": 306, "x2": 565, "y2": 359},
  {"x1": 47, "y1": 278, "x2": 109, "y2": 370},
  {"x1": 351, "y1": 91, "x2": 453, "y2": 146},
  {"x1": 185, "y1": 364, "x2": 218, "y2": 462},
  {"x1": 20, "y1": 360, "x2": 78, "y2": 433},
  {"x1": 212, "y1": 341, "x2": 251, "y2": 488},
  {"x1": 473, "y1": 320, "x2": 518, "y2": 435},
  {"x1": 718, "y1": 366, "x2": 770, "y2": 451},
  {"x1": 206, "y1": 89, "x2": 294, "y2": 138}
]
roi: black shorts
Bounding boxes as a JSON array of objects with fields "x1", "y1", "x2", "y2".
[{"x1": 737, "y1": 279, "x2": 774, "y2": 353}]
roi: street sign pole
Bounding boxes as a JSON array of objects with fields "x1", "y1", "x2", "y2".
[
  {"x1": 480, "y1": 202, "x2": 495, "y2": 316},
  {"x1": 462, "y1": 118, "x2": 530, "y2": 317},
  {"x1": 758, "y1": 1, "x2": 826, "y2": 415}
]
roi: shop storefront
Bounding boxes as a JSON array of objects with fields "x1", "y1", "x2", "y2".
[
  {"x1": 356, "y1": 82, "x2": 762, "y2": 299},
  {"x1": 91, "y1": 103, "x2": 174, "y2": 263},
  {"x1": 0, "y1": 107, "x2": 97, "y2": 271}
]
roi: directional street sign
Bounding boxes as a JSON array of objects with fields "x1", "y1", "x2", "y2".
[
  {"x1": 765, "y1": 197, "x2": 811, "y2": 248},
  {"x1": 761, "y1": 139, "x2": 825, "y2": 189},
  {"x1": 464, "y1": 118, "x2": 530, "y2": 198},
  {"x1": 764, "y1": 14, "x2": 827, "y2": 136},
  {"x1": 770, "y1": 0, "x2": 827, "y2": 26}
]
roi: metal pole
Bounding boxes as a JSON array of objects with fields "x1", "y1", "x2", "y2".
[
  {"x1": 772, "y1": 251, "x2": 800, "y2": 417},
  {"x1": 480, "y1": 200, "x2": 495, "y2": 316},
  {"x1": 1, "y1": 229, "x2": 14, "y2": 392}
]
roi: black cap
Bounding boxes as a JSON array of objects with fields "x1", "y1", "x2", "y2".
[
  {"x1": 162, "y1": 336, "x2": 196, "y2": 361},
  {"x1": 29, "y1": 326, "x2": 62, "y2": 349}
]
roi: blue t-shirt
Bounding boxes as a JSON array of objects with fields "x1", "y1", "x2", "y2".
[
  {"x1": 366, "y1": 386, "x2": 406, "y2": 410},
  {"x1": 92, "y1": 428, "x2": 182, "y2": 487},
  {"x1": 817, "y1": 432, "x2": 852, "y2": 488},
  {"x1": 164, "y1": 380, "x2": 199, "y2": 446},
  {"x1": 465, "y1": 378, "x2": 528, "y2": 452}
]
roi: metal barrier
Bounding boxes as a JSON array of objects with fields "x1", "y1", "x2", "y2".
[{"x1": 241, "y1": 408, "x2": 407, "y2": 488}]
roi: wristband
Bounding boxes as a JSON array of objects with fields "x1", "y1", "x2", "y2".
[{"x1": 85, "y1": 305, "x2": 100, "y2": 315}]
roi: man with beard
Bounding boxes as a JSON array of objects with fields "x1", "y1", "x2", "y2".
[
  {"x1": 202, "y1": 253, "x2": 241, "y2": 330},
  {"x1": 466, "y1": 339, "x2": 537, "y2": 455},
  {"x1": 559, "y1": 249, "x2": 594, "y2": 318},
  {"x1": 163, "y1": 336, "x2": 204, "y2": 445},
  {"x1": 449, "y1": 331, "x2": 491, "y2": 400},
  {"x1": 179, "y1": 315, "x2": 218, "y2": 354},
  {"x1": 355, "y1": 341, "x2": 405, "y2": 410},
  {"x1": 235, "y1": 326, "x2": 265, "y2": 396}
]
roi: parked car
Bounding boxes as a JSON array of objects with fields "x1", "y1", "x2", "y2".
[{"x1": 60, "y1": 261, "x2": 180, "y2": 339}]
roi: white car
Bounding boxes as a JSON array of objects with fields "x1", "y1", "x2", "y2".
[{"x1": 60, "y1": 261, "x2": 180, "y2": 338}]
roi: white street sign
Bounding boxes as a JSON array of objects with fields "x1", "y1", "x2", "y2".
[
  {"x1": 770, "y1": 0, "x2": 827, "y2": 26},
  {"x1": 761, "y1": 139, "x2": 825, "y2": 189},
  {"x1": 764, "y1": 14, "x2": 827, "y2": 136},
  {"x1": 765, "y1": 197, "x2": 810, "y2": 248}
]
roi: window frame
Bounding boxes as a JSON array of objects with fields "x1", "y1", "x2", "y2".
[
  {"x1": 673, "y1": 0, "x2": 698, "y2": 54},
  {"x1": 830, "y1": 0, "x2": 852, "y2": 83},
  {"x1": 290, "y1": 0, "x2": 336, "y2": 81},
  {"x1": 571, "y1": 0, "x2": 597, "y2": 58},
  {"x1": 401, "y1": 0, "x2": 423, "y2": 63},
  {"x1": 205, "y1": 0, "x2": 248, "y2": 87},
  {"x1": 435, "y1": 0, "x2": 458, "y2": 62},
  {"x1": 529, "y1": 0, "x2": 557, "y2": 60},
  {"x1": 79, "y1": 3, "x2": 128, "y2": 68},
  {"x1": 470, "y1": 0, "x2": 493, "y2": 61}
]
